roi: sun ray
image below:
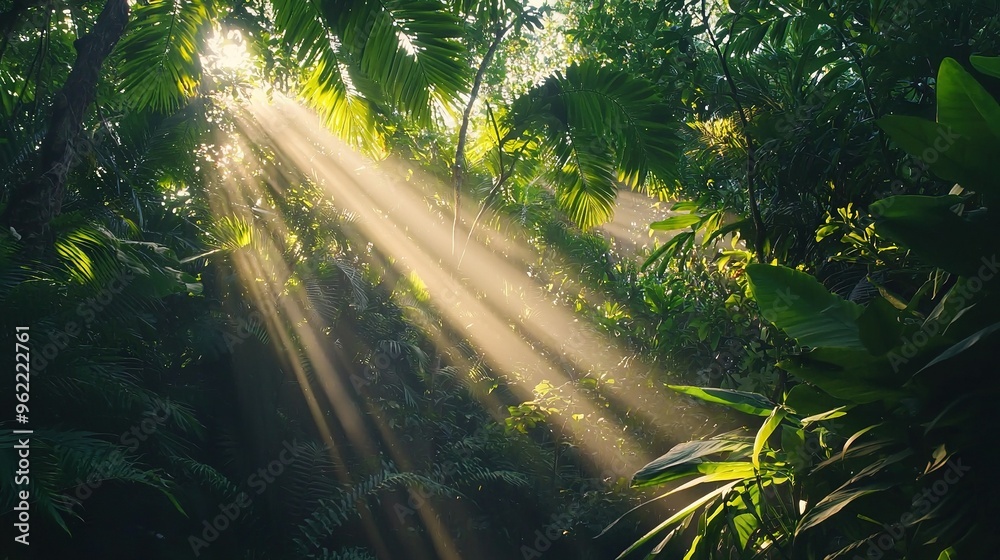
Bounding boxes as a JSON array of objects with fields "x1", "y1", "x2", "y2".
[
  {"x1": 236, "y1": 95, "x2": 714, "y2": 459},
  {"x1": 190, "y1": 86, "x2": 733, "y2": 557}
]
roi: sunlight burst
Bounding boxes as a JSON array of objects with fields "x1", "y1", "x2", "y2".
[{"x1": 203, "y1": 28, "x2": 253, "y2": 74}]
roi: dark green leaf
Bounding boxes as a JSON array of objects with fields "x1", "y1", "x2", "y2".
[{"x1": 746, "y1": 264, "x2": 865, "y2": 349}]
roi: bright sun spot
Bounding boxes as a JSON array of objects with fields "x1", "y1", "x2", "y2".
[{"x1": 204, "y1": 29, "x2": 253, "y2": 74}]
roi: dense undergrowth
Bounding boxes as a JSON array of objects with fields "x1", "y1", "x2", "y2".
[{"x1": 2, "y1": 0, "x2": 999, "y2": 559}]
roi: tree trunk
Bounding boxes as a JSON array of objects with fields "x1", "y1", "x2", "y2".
[
  {"x1": 2, "y1": 0, "x2": 130, "y2": 247},
  {"x1": 451, "y1": 22, "x2": 510, "y2": 255}
]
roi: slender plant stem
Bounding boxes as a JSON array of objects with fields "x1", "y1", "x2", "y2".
[{"x1": 699, "y1": 0, "x2": 766, "y2": 263}]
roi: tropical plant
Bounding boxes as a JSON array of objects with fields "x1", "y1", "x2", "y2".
[
  {"x1": 492, "y1": 59, "x2": 683, "y2": 230},
  {"x1": 616, "y1": 55, "x2": 1000, "y2": 560}
]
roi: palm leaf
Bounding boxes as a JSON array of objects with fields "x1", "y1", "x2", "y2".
[
  {"x1": 506, "y1": 61, "x2": 680, "y2": 229},
  {"x1": 117, "y1": 0, "x2": 217, "y2": 113},
  {"x1": 272, "y1": 0, "x2": 467, "y2": 142}
]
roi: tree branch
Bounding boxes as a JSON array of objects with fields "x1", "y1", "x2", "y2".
[
  {"x1": 452, "y1": 18, "x2": 515, "y2": 255},
  {"x1": 2, "y1": 0, "x2": 130, "y2": 248},
  {"x1": 700, "y1": 0, "x2": 766, "y2": 263}
]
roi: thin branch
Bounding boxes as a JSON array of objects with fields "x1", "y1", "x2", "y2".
[
  {"x1": 821, "y1": 0, "x2": 878, "y2": 121},
  {"x1": 820, "y1": 0, "x2": 894, "y2": 168},
  {"x1": 452, "y1": 17, "x2": 517, "y2": 255},
  {"x1": 457, "y1": 102, "x2": 527, "y2": 269},
  {"x1": 699, "y1": 0, "x2": 766, "y2": 263}
]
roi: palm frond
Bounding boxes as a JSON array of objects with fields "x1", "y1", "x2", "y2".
[
  {"x1": 551, "y1": 131, "x2": 619, "y2": 230},
  {"x1": 0, "y1": 428, "x2": 168, "y2": 532},
  {"x1": 282, "y1": 441, "x2": 341, "y2": 521},
  {"x1": 272, "y1": 0, "x2": 467, "y2": 140},
  {"x1": 340, "y1": 0, "x2": 468, "y2": 124},
  {"x1": 272, "y1": 0, "x2": 380, "y2": 146},
  {"x1": 506, "y1": 60, "x2": 681, "y2": 229},
  {"x1": 117, "y1": 0, "x2": 217, "y2": 113},
  {"x1": 170, "y1": 455, "x2": 240, "y2": 497}
]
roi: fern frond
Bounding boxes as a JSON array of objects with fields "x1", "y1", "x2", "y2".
[
  {"x1": 294, "y1": 465, "x2": 460, "y2": 553},
  {"x1": 170, "y1": 456, "x2": 240, "y2": 498},
  {"x1": 311, "y1": 546, "x2": 378, "y2": 560}
]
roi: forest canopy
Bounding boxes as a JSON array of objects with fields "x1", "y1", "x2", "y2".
[{"x1": 1, "y1": 0, "x2": 999, "y2": 559}]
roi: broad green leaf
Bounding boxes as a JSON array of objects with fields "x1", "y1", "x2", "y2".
[
  {"x1": 877, "y1": 116, "x2": 993, "y2": 192},
  {"x1": 729, "y1": 512, "x2": 758, "y2": 550},
  {"x1": 971, "y1": 55, "x2": 1000, "y2": 79},
  {"x1": 650, "y1": 214, "x2": 702, "y2": 231},
  {"x1": 753, "y1": 407, "x2": 786, "y2": 469},
  {"x1": 662, "y1": 470, "x2": 758, "y2": 495},
  {"x1": 746, "y1": 264, "x2": 865, "y2": 349},
  {"x1": 641, "y1": 241, "x2": 673, "y2": 271},
  {"x1": 781, "y1": 427, "x2": 807, "y2": 468},
  {"x1": 858, "y1": 297, "x2": 904, "y2": 356},
  {"x1": 937, "y1": 547, "x2": 958, "y2": 560},
  {"x1": 779, "y1": 348, "x2": 905, "y2": 404},
  {"x1": 637, "y1": 439, "x2": 752, "y2": 476},
  {"x1": 634, "y1": 461, "x2": 756, "y2": 487},
  {"x1": 633, "y1": 442, "x2": 757, "y2": 486},
  {"x1": 671, "y1": 201, "x2": 701, "y2": 212},
  {"x1": 668, "y1": 385, "x2": 775, "y2": 416},
  {"x1": 615, "y1": 482, "x2": 739, "y2": 560},
  {"x1": 785, "y1": 384, "x2": 847, "y2": 417},
  {"x1": 705, "y1": 218, "x2": 750, "y2": 244},
  {"x1": 599, "y1": 469, "x2": 746, "y2": 541},
  {"x1": 871, "y1": 196, "x2": 988, "y2": 276},
  {"x1": 815, "y1": 223, "x2": 839, "y2": 242},
  {"x1": 800, "y1": 406, "x2": 848, "y2": 424},
  {"x1": 599, "y1": 470, "x2": 743, "y2": 540},
  {"x1": 937, "y1": 58, "x2": 1000, "y2": 141}
]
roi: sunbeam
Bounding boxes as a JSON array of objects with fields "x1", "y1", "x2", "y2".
[{"x1": 218, "y1": 93, "x2": 726, "y2": 514}]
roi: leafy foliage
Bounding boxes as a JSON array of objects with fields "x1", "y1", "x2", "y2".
[
  {"x1": 619, "y1": 55, "x2": 1000, "y2": 559},
  {"x1": 501, "y1": 60, "x2": 681, "y2": 229},
  {"x1": 2, "y1": 1, "x2": 999, "y2": 559},
  {"x1": 117, "y1": 0, "x2": 217, "y2": 113}
]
